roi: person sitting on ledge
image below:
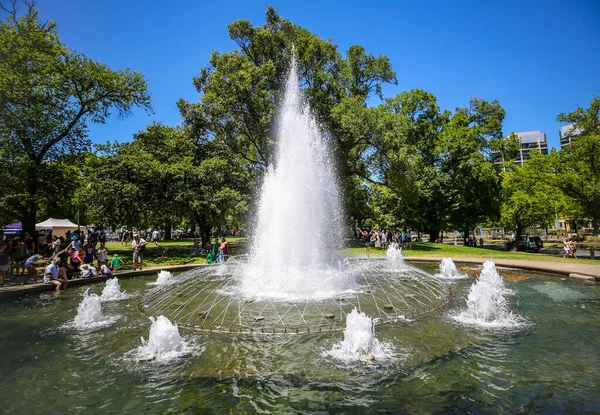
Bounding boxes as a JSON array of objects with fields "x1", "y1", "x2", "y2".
[
  {"x1": 80, "y1": 263, "x2": 98, "y2": 278},
  {"x1": 99, "y1": 260, "x2": 111, "y2": 276},
  {"x1": 44, "y1": 257, "x2": 68, "y2": 292}
]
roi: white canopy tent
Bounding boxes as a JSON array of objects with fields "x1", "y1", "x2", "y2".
[{"x1": 35, "y1": 218, "x2": 84, "y2": 237}]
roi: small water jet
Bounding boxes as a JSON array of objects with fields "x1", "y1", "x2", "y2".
[
  {"x1": 101, "y1": 277, "x2": 131, "y2": 302},
  {"x1": 437, "y1": 257, "x2": 466, "y2": 279},
  {"x1": 325, "y1": 308, "x2": 393, "y2": 362},
  {"x1": 137, "y1": 315, "x2": 186, "y2": 361},
  {"x1": 74, "y1": 289, "x2": 116, "y2": 330},
  {"x1": 151, "y1": 270, "x2": 174, "y2": 286},
  {"x1": 451, "y1": 260, "x2": 525, "y2": 329},
  {"x1": 386, "y1": 242, "x2": 403, "y2": 262}
]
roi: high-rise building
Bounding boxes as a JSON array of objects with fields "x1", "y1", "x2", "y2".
[
  {"x1": 493, "y1": 131, "x2": 548, "y2": 167},
  {"x1": 559, "y1": 123, "x2": 582, "y2": 148}
]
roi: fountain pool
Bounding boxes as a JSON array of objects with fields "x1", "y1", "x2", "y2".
[{"x1": 0, "y1": 265, "x2": 599, "y2": 413}]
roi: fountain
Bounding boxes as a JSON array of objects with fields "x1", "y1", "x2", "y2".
[
  {"x1": 3, "y1": 56, "x2": 598, "y2": 414},
  {"x1": 437, "y1": 257, "x2": 466, "y2": 279},
  {"x1": 452, "y1": 260, "x2": 525, "y2": 328},
  {"x1": 137, "y1": 315, "x2": 189, "y2": 361},
  {"x1": 139, "y1": 59, "x2": 452, "y2": 333},
  {"x1": 101, "y1": 277, "x2": 131, "y2": 302},
  {"x1": 74, "y1": 288, "x2": 117, "y2": 330}
]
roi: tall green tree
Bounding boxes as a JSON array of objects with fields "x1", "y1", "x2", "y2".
[
  {"x1": 553, "y1": 96, "x2": 600, "y2": 233},
  {"x1": 0, "y1": 1, "x2": 151, "y2": 232},
  {"x1": 499, "y1": 153, "x2": 562, "y2": 247}
]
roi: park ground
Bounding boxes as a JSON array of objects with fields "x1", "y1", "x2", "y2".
[{"x1": 105, "y1": 237, "x2": 599, "y2": 269}]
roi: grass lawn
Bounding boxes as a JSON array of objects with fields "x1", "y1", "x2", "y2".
[
  {"x1": 97, "y1": 237, "x2": 597, "y2": 269},
  {"x1": 102, "y1": 237, "x2": 247, "y2": 270},
  {"x1": 343, "y1": 241, "x2": 600, "y2": 265}
]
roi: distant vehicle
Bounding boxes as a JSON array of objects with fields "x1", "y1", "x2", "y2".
[{"x1": 506, "y1": 235, "x2": 543, "y2": 252}]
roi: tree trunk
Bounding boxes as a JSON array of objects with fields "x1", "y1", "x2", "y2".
[
  {"x1": 22, "y1": 166, "x2": 39, "y2": 236},
  {"x1": 428, "y1": 227, "x2": 439, "y2": 243},
  {"x1": 463, "y1": 228, "x2": 470, "y2": 246},
  {"x1": 593, "y1": 218, "x2": 599, "y2": 236},
  {"x1": 164, "y1": 219, "x2": 172, "y2": 240},
  {"x1": 513, "y1": 223, "x2": 523, "y2": 252}
]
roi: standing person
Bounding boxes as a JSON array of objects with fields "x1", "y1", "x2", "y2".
[
  {"x1": 359, "y1": 228, "x2": 372, "y2": 258},
  {"x1": 11, "y1": 237, "x2": 27, "y2": 277},
  {"x1": 96, "y1": 243, "x2": 108, "y2": 269},
  {"x1": 84, "y1": 239, "x2": 95, "y2": 264},
  {"x1": 22, "y1": 252, "x2": 45, "y2": 285},
  {"x1": 151, "y1": 228, "x2": 161, "y2": 246},
  {"x1": 218, "y1": 238, "x2": 230, "y2": 263},
  {"x1": 569, "y1": 239, "x2": 578, "y2": 259},
  {"x1": 43, "y1": 257, "x2": 68, "y2": 293},
  {"x1": 23, "y1": 232, "x2": 35, "y2": 256},
  {"x1": 0, "y1": 242, "x2": 10, "y2": 287},
  {"x1": 563, "y1": 238, "x2": 571, "y2": 258},
  {"x1": 71, "y1": 247, "x2": 84, "y2": 279},
  {"x1": 131, "y1": 234, "x2": 146, "y2": 271}
]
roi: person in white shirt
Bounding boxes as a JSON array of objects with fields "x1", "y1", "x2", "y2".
[
  {"x1": 99, "y1": 260, "x2": 111, "y2": 275},
  {"x1": 151, "y1": 229, "x2": 160, "y2": 246},
  {"x1": 80, "y1": 263, "x2": 98, "y2": 278},
  {"x1": 44, "y1": 258, "x2": 68, "y2": 292}
]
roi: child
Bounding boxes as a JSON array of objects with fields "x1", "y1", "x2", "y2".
[
  {"x1": 109, "y1": 254, "x2": 123, "y2": 273},
  {"x1": 99, "y1": 260, "x2": 111, "y2": 276}
]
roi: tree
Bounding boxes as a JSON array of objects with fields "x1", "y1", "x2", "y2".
[
  {"x1": 553, "y1": 96, "x2": 600, "y2": 233},
  {"x1": 81, "y1": 123, "x2": 253, "y2": 245},
  {"x1": 499, "y1": 154, "x2": 562, "y2": 248},
  {"x1": 0, "y1": 1, "x2": 151, "y2": 232}
]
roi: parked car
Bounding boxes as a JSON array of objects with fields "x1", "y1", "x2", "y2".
[{"x1": 506, "y1": 235, "x2": 543, "y2": 252}]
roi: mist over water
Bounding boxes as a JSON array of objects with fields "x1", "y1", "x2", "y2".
[{"x1": 242, "y1": 58, "x2": 344, "y2": 299}]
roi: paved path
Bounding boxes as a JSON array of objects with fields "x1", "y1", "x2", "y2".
[{"x1": 1, "y1": 257, "x2": 598, "y2": 299}]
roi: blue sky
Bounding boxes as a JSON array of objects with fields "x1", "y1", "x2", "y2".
[{"x1": 34, "y1": 0, "x2": 600, "y2": 150}]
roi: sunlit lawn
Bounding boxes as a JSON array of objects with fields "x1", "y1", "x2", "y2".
[
  {"x1": 102, "y1": 237, "x2": 247, "y2": 270},
  {"x1": 98, "y1": 237, "x2": 597, "y2": 268},
  {"x1": 344, "y1": 241, "x2": 600, "y2": 265}
]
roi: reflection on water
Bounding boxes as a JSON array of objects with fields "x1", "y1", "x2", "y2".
[{"x1": 0, "y1": 266, "x2": 599, "y2": 413}]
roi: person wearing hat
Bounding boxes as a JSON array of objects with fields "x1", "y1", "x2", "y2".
[
  {"x1": 43, "y1": 257, "x2": 68, "y2": 292},
  {"x1": 80, "y1": 263, "x2": 97, "y2": 278},
  {"x1": 131, "y1": 234, "x2": 147, "y2": 271}
]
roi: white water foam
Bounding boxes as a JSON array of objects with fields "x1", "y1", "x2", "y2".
[
  {"x1": 451, "y1": 260, "x2": 525, "y2": 329},
  {"x1": 137, "y1": 315, "x2": 192, "y2": 362},
  {"x1": 325, "y1": 308, "x2": 394, "y2": 362},
  {"x1": 149, "y1": 270, "x2": 175, "y2": 286},
  {"x1": 436, "y1": 257, "x2": 467, "y2": 279},
  {"x1": 100, "y1": 277, "x2": 132, "y2": 302},
  {"x1": 74, "y1": 289, "x2": 117, "y2": 330},
  {"x1": 386, "y1": 242, "x2": 403, "y2": 262}
]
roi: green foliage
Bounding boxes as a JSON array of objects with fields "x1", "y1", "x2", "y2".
[
  {"x1": 0, "y1": 2, "x2": 151, "y2": 230},
  {"x1": 81, "y1": 123, "x2": 252, "y2": 243}
]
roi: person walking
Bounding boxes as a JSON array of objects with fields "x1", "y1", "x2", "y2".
[{"x1": 131, "y1": 234, "x2": 147, "y2": 271}]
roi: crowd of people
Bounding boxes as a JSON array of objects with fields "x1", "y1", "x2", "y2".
[
  {"x1": 0, "y1": 229, "x2": 126, "y2": 289},
  {"x1": 358, "y1": 228, "x2": 417, "y2": 257}
]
